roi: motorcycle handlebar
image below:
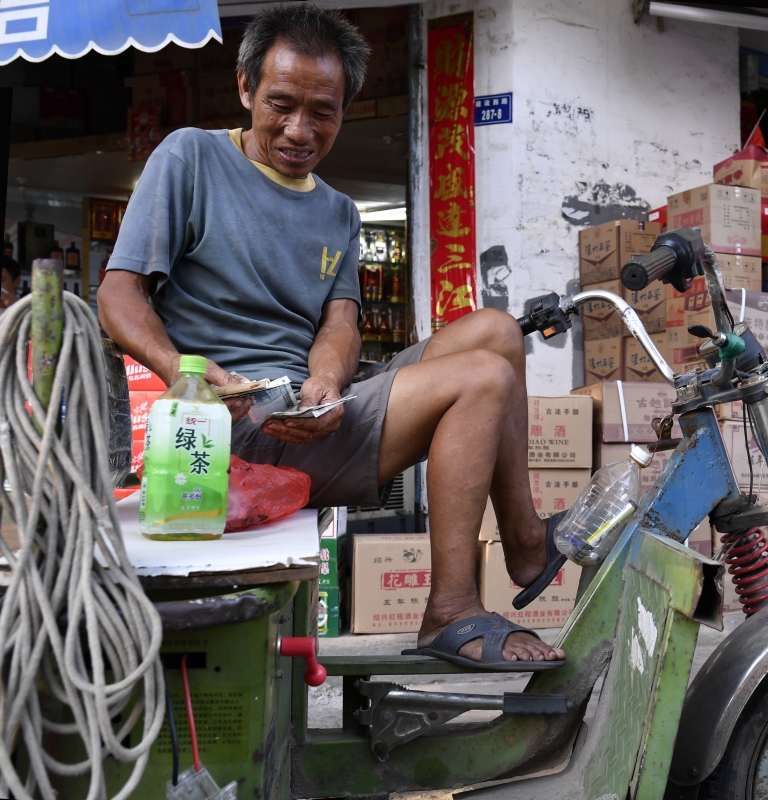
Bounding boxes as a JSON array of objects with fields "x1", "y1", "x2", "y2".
[{"x1": 620, "y1": 245, "x2": 677, "y2": 291}]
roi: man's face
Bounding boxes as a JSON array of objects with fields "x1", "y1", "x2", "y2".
[{"x1": 238, "y1": 40, "x2": 345, "y2": 179}]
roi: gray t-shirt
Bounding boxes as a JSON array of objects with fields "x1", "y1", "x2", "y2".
[{"x1": 108, "y1": 127, "x2": 362, "y2": 387}]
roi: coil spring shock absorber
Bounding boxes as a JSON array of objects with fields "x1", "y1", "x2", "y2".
[{"x1": 719, "y1": 527, "x2": 768, "y2": 616}]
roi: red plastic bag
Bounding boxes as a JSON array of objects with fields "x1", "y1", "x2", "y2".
[{"x1": 225, "y1": 455, "x2": 311, "y2": 532}]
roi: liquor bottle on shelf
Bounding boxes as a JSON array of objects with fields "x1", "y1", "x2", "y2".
[
  {"x1": 65, "y1": 242, "x2": 81, "y2": 275},
  {"x1": 392, "y1": 309, "x2": 405, "y2": 345},
  {"x1": 365, "y1": 264, "x2": 382, "y2": 302},
  {"x1": 390, "y1": 264, "x2": 404, "y2": 303},
  {"x1": 3, "y1": 233, "x2": 13, "y2": 260},
  {"x1": 389, "y1": 231, "x2": 403, "y2": 263},
  {"x1": 50, "y1": 240, "x2": 63, "y2": 260},
  {"x1": 361, "y1": 309, "x2": 377, "y2": 342},
  {"x1": 20, "y1": 280, "x2": 30, "y2": 298},
  {"x1": 73, "y1": 282, "x2": 80, "y2": 298},
  {"x1": 378, "y1": 308, "x2": 392, "y2": 343},
  {"x1": 374, "y1": 230, "x2": 388, "y2": 262}
]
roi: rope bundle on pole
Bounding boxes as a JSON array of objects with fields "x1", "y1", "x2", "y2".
[{"x1": 0, "y1": 292, "x2": 164, "y2": 800}]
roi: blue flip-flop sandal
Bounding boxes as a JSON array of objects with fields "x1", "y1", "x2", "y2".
[
  {"x1": 401, "y1": 612, "x2": 565, "y2": 671},
  {"x1": 512, "y1": 510, "x2": 568, "y2": 610}
]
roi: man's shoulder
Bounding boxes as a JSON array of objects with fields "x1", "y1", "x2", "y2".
[
  {"x1": 153, "y1": 127, "x2": 229, "y2": 166},
  {"x1": 311, "y1": 175, "x2": 360, "y2": 219}
]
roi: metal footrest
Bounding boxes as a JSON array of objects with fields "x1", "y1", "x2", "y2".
[{"x1": 355, "y1": 680, "x2": 573, "y2": 759}]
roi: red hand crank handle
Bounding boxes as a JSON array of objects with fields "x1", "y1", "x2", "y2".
[{"x1": 279, "y1": 637, "x2": 327, "y2": 686}]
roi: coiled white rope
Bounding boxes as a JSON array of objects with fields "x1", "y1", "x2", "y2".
[{"x1": 0, "y1": 292, "x2": 164, "y2": 800}]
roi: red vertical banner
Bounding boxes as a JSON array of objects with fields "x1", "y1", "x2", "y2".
[{"x1": 428, "y1": 15, "x2": 477, "y2": 332}]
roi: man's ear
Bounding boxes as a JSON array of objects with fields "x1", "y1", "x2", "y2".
[
  {"x1": 13, "y1": 277, "x2": 19, "y2": 288},
  {"x1": 237, "y1": 69, "x2": 253, "y2": 111}
]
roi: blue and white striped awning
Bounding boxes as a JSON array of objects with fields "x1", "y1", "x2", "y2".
[{"x1": 0, "y1": 0, "x2": 222, "y2": 66}]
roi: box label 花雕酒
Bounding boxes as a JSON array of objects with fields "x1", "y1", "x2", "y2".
[
  {"x1": 478, "y1": 541, "x2": 580, "y2": 629},
  {"x1": 351, "y1": 534, "x2": 431, "y2": 633},
  {"x1": 527, "y1": 396, "x2": 593, "y2": 468}
]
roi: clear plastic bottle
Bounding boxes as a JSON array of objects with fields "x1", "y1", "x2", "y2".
[
  {"x1": 554, "y1": 444, "x2": 652, "y2": 566},
  {"x1": 139, "y1": 355, "x2": 231, "y2": 540}
]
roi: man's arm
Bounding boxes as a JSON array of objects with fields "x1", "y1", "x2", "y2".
[
  {"x1": 262, "y1": 298, "x2": 360, "y2": 444},
  {"x1": 98, "y1": 270, "x2": 250, "y2": 417}
]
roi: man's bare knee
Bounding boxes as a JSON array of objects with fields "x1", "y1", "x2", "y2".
[{"x1": 461, "y1": 349, "x2": 517, "y2": 402}]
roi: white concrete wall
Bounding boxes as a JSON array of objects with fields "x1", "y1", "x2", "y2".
[{"x1": 415, "y1": 0, "x2": 740, "y2": 393}]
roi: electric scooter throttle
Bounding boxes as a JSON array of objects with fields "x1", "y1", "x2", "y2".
[{"x1": 620, "y1": 227, "x2": 705, "y2": 293}]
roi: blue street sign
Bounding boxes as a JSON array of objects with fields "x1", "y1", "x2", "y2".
[
  {"x1": 0, "y1": 0, "x2": 221, "y2": 66},
  {"x1": 474, "y1": 93, "x2": 513, "y2": 126}
]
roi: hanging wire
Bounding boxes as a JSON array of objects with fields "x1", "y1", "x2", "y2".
[
  {"x1": 0, "y1": 292, "x2": 165, "y2": 800},
  {"x1": 164, "y1": 674, "x2": 179, "y2": 787}
]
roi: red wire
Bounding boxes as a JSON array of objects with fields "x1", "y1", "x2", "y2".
[{"x1": 180, "y1": 654, "x2": 201, "y2": 772}]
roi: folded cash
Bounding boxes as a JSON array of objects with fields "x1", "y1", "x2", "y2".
[
  {"x1": 214, "y1": 376, "x2": 291, "y2": 400},
  {"x1": 266, "y1": 396, "x2": 356, "y2": 420}
]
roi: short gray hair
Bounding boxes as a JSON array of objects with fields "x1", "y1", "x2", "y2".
[{"x1": 237, "y1": 4, "x2": 371, "y2": 111}]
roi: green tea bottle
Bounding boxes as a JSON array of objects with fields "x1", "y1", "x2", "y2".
[{"x1": 139, "y1": 355, "x2": 231, "y2": 540}]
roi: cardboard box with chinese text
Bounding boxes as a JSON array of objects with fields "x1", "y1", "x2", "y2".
[
  {"x1": 478, "y1": 541, "x2": 580, "y2": 629},
  {"x1": 479, "y1": 469, "x2": 591, "y2": 541},
  {"x1": 622, "y1": 284, "x2": 665, "y2": 335},
  {"x1": 667, "y1": 184, "x2": 761, "y2": 257},
  {"x1": 713, "y1": 144, "x2": 768, "y2": 195},
  {"x1": 725, "y1": 288, "x2": 768, "y2": 356},
  {"x1": 578, "y1": 220, "x2": 660, "y2": 286},
  {"x1": 686, "y1": 519, "x2": 714, "y2": 559},
  {"x1": 583, "y1": 337, "x2": 622, "y2": 385},
  {"x1": 623, "y1": 333, "x2": 667, "y2": 382},
  {"x1": 720, "y1": 420, "x2": 768, "y2": 492},
  {"x1": 572, "y1": 381, "x2": 681, "y2": 443},
  {"x1": 351, "y1": 534, "x2": 431, "y2": 633},
  {"x1": 527, "y1": 396, "x2": 593, "y2": 468},
  {"x1": 719, "y1": 254, "x2": 762, "y2": 291},
  {"x1": 581, "y1": 280, "x2": 622, "y2": 340},
  {"x1": 648, "y1": 206, "x2": 667, "y2": 231}
]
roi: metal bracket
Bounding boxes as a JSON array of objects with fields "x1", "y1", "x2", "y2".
[
  {"x1": 353, "y1": 680, "x2": 573, "y2": 760},
  {"x1": 649, "y1": 415, "x2": 681, "y2": 453}
]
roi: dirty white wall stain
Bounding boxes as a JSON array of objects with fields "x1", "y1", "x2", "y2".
[{"x1": 416, "y1": 0, "x2": 739, "y2": 393}]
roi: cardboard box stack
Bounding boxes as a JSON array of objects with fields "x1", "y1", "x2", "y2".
[
  {"x1": 571, "y1": 381, "x2": 680, "y2": 497},
  {"x1": 475, "y1": 395, "x2": 593, "y2": 629},
  {"x1": 578, "y1": 220, "x2": 662, "y2": 383},
  {"x1": 124, "y1": 356, "x2": 166, "y2": 476},
  {"x1": 319, "y1": 508, "x2": 347, "y2": 637}
]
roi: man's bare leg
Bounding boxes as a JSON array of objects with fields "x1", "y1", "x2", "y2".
[{"x1": 378, "y1": 310, "x2": 564, "y2": 663}]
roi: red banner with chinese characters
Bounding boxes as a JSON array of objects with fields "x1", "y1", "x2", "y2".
[{"x1": 428, "y1": 15, "x2": 477, "y2": 331}]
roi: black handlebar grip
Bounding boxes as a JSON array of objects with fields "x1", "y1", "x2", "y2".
[
  {"x1": 517, "y1": 313, "x2": 536, "y2": 336},
  {"x1": 620, "y1": 245, "x2": 677, "y2": 291}
]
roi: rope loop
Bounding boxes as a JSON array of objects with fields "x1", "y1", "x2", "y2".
[{"x1": 0, "y1": 293, "x2": 164, "y2": 800}]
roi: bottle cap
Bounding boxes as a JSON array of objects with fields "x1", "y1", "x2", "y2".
[
  {"x1": 629, "y1": 444, "x2": 653, "y2": 468},
  {"x1": 178, "y1": 355, "x2": 207, "y2": 376}
]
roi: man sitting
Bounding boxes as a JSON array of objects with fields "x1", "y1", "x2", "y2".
[{"x1": 98, "y1": 4, "x2": 565, "y2": 668}]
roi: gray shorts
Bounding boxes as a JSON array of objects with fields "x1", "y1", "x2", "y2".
[{"x1": 231, "y1": 339, "x2": 430, "y2": 508}]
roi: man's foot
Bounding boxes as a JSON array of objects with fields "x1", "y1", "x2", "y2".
[{"x1": 419, "y1": 602, "x2": 565, "y2": 663}]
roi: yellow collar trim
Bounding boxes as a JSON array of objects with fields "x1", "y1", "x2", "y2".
[{"x1": 228, "y1": 129, "x2": 316, "y2": 193}]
